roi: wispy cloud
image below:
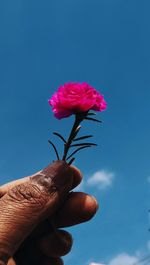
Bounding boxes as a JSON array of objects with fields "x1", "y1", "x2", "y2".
[
  {"x1": 89, "y1": 253, "x2": 138, "y2": 265},
  {"x1": 147, "y1": 176, "x2": 150, "y2": 183},
  {"x1": 87, "y1": 170, "x2": 115, "y2": 190},
  {"x1": 108, "y1": 253, "x2": 138, "y2": 265},
  {"x1": 88, "y1": 242, "x2": 150, "y2": 265},
  {"x1": 89, "y1": 263, "x2": 105, "y2": 265}
]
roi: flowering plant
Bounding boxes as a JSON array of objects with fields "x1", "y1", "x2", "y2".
[{"x1": 48, "y1": 82, "x2": 106, "y2": 164}]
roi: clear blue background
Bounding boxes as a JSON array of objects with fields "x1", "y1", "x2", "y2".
[{"x1": 0, "y1": 0, "x2": 150, "y2": 264}]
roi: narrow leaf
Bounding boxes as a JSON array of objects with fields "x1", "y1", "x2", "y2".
[
  {"x1": 85, "y1": 117, "x2": 102, "y2": 123},
  {"x1": 70, "y1": 142, "x2": 97, "y2": 147},
  {"x1": 66, "y1": 145, "x2": 92, "y2": 160},
  {"x1": 53, "y1": 132, "x2": 66, "y2": 143},
  {"x1": 48, "y1": 140, "x2": 60, "y2": 160},
  {"x1": 73, "y1": 135, "x2": 93, "y2": 141},
  {"x1": 68, "y1": 157, "x2": 75, "y2": 165}
]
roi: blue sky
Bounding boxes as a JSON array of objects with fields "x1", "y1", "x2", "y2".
[{"x1": 0, "y1": 0, "x2": 150, "y2": 264}]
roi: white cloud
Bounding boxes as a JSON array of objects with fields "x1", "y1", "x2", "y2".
[
  {"x1": 90, "y1": 263, "x2": 105, "y2": 265},
  {"x1": 89, "y1": 253, "x2": 138, "y2": 265},
  {"x1": 87, "y1": 170, "x2": 115, "y2": 190},
  {"x1": 89, "y1": 243, "x2": 150, "y2": 265},
  {"x1": 108, "y1": 253, "x2": 138, "y2": 265}
]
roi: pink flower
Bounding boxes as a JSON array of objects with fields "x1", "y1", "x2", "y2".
[{"x1": 49, "y1": 82, "x2": 107, "y2": 119}]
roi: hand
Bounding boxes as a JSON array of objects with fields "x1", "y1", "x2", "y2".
[{"x1": 0, "y1": 161, "x2": 98, "y2": 265}]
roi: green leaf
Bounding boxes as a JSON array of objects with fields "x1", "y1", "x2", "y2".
[
  {"x1": 66, "y1": 145, "x2": 92, "y2": 160},
  {"x1": 73, "y1": 135, "x2": 93, "y2": 141},
  {"x1": 53, "y1": 132, "x2": 66, "y2": 143},
  {"x1": 68, "y1": 157, "x2": 75, "y2": 165},
  {"x1": 70, "y1": 143, "x2": 97, "y2": 147},
  {"x1": 85, "y1": 117, "x2": 102, "y2": 123},
  {"x1": 48, "y1": 140, "x2": 60, "y2": 160}
]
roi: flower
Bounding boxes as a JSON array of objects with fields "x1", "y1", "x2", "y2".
[{"x1": 49, "y1": 82, "x2": 107, "y2": 119}]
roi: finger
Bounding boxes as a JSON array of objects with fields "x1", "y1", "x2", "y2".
[
  {"x1": 8, "y1": 259, "x2": 16, "y2": 265},
  {"x1": 69, "y1": 165, "x2": 82, "y2": 189},
  {"x1": 13, "y1": 193, "x2": 98, "y2": 263},
  {"x1": 38, "y1": 257, "x2": 64, "y2": 265},
  {"x1": 55, "y1": 192, "x2": 99, "y2": 227},
  {"x1": 0, "y1": 161, "x2": 73, "y2": 264},
  {"x1": 0, "y1": 166, "x2": 82, "y2": 198},
  {"x1": 13, "y1": 229, "x2": 71, "y2": 263},
  {"x1": 16, "y1": 230, "x2": 72, "y2": 260},
  {"x1": 38, "y1": 230, "x2": 72, "y2": 258},
  {"x1": 30, "y1": 192, "x2": 98, "y2": 239}
]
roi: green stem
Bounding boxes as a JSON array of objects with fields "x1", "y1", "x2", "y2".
[{"x1": 62, "y1": 113, "x2": 85, "y2": 161}]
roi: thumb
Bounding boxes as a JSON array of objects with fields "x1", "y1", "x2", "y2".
[{"x1": 0, "y1": 161, "x2": 73, "y2": 264}]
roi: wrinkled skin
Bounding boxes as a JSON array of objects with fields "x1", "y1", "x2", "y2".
[{"x1": 0, "y1": 161, "x2": 98, "y2": 265}]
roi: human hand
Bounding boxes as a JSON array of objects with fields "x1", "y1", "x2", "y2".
[{"x1": 0, "y1": 161, "x2": 98, "y2": 265}]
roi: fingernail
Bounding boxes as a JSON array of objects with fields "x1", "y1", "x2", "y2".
[{"x1": 31, "y1": 161, "x2": 73, "y2": 193}]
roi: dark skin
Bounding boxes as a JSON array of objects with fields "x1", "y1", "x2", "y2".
[{"x1": 0, "y1": 161, "x2": 98, "y2": 265}]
